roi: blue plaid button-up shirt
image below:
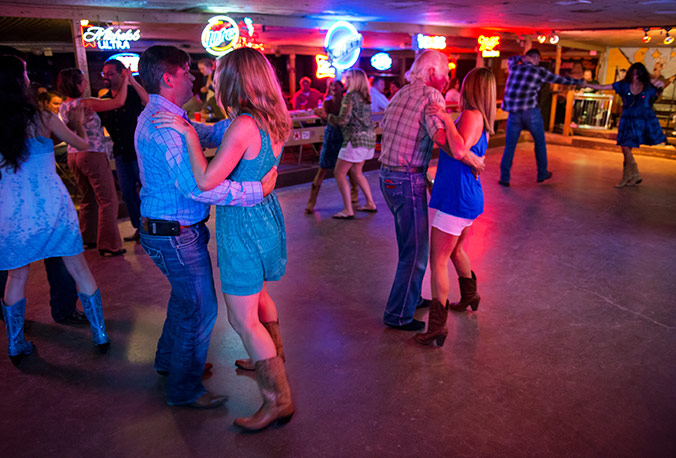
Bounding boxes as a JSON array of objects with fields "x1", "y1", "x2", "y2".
[
  {"x1": 502, "y1": 56, "x2": 583, "y2": 113},
  {"x1": 135, "y1": 94, "x2": 263, "y2": 225}
]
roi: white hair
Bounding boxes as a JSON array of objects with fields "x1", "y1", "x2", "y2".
[{"x1": 406, "y1": 50, "x2": 448, "y2": 84}]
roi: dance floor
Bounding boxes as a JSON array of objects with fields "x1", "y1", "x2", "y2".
[{"x1": 2, "y1": 142, "x2": 675, "y2": 457}]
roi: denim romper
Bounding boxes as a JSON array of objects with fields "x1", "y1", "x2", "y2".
[{"x1": 215, "y1": 115, "x2": 287, "y2": 295}]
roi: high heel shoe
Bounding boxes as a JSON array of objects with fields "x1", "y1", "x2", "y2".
[
  {"x1": 78, "y1": 289, "x2": 110, "y2": 353},
  {"x1": 448, "y1": 271, "x2": 480, "y2": 312},
  {"x1": 415, "y1": 299, "x2": 449, "y2": 346},
  {"x1": 1, "y1": 298, "x2": 35, "y2": 365},
  {"x1": 99, "y1": 248, "x2": 126, "y2": 257}
]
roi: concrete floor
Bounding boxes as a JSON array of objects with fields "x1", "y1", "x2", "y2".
[{"x1": 2, "y1": 143, "x2": 675, "y2": 457}]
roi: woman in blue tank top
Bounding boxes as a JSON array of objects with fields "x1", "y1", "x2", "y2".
[
  {"x1": 152, "y1": 48, "x2": 294, "y2": 431},
  {"x1": 416, "y1": 67, "x2": 496, "y2": 347}
]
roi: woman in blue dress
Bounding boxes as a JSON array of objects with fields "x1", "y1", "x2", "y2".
[
  {"x1": 587, "y1": 62, "x2": 666, "y2": 187},
  {"x1": 152, "y1": 48, "x2": 293, "y2": 431},
  {"x1": 0, "y1": 56, "x2": 110, "y2": 364},
  {"x1": 416, "y1": 67, "x2": 496, "y2": 347},
  {"x1": 305, "y1": 79, "x2": 345, "y2": 213}
]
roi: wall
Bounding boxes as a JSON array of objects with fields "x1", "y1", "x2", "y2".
[{"x1": 606, "y1": 47, "x2": 676, "y2": 99}]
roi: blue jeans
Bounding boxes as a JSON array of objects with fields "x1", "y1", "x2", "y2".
[
  {"x1": 115, "y1": 158, "x2": 142, "y2": 229},
  {"x1": 140, "y1": 224, "x2": 217, "y2": 405},
  {"x1": 0, "y1": 257, "x2": 77, "y2": 322},
  {"x1": 500, "y1": 107, "x2": 549, "y2": 182},
  {"x1": 379, "y1": 169, "x2": 429, "y2": 326}
]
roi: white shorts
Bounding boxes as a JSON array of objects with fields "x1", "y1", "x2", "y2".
[
  {"x1": 337, "y1": 141, "x2": 375, "y2": 163},
  {"x1": 431, "y1": 209, "x2": 474, "y2": 236}
]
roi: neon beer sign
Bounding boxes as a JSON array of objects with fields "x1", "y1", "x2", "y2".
[
  {"x1": 416, "y1": 34, "x2": 446, "y2": 50},
  {"x1": 202, "y1": 16, "x2": 240, "y2": 57},
  {"x1": 108, "y1": 53, "x2": 140, "y2": 76},
  {"x1": 316, "y1": 55, "x2": 336, "y2": 79},
  {"x1": 478, "y1": 35, "x2": 500, "y2": 58},
  {"x1": 371, "y1": 52, "x2": 393, "y2": 71},
  {"x1": 325, "y1": 21, "x2": 362, "y2": 70},
  {"x1": 80, "y1": 20, "x2": 141, "y2": 51}
]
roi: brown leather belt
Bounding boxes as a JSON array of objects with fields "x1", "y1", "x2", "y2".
[{"x1": 381, "y1": 164, "x2": 426, "y2": 173}]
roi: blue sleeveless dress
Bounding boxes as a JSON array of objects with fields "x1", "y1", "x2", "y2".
[
  {"x1": 429, "y1": 129, "x2": 487, "y2": 220},
  {"x1": 0, "y1": 136, "x2": 83, "y2": 270},
  {"x1": 215, "y1": 116, "x2": 287, "y2": 295}
]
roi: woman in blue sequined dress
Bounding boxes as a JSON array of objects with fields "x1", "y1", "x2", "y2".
[
  {"x1": 587, "y1": 62, "x2": 666, "y2": 187},
  {"x1": 0, "y1": 56, "x2": 110, "y2": 364},
  {"x1": 152, "y1": 48, "x2": 294, "y2": 431}
]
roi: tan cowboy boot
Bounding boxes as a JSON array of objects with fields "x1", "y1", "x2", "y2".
[
  {"x1": 235, "y1": 321, "x2": 285, "y2": 371},
  {"x1": 234, "y1": 356, "x2": 294, "y2": 431}
]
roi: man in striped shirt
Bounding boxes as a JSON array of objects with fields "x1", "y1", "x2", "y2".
[
  {"x1": 379, "y1": 50, "x2": 484, "y2": 331},
  {"x1": 499, "y1": 48, "x2": 585, "y2": 186},
  {"x1": 135, "y1": 45, "x2": 277, "y2": 409}
]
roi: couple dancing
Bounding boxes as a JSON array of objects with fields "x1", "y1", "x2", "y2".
[{"x1": 136, "y1": 46, "x2": 292, "y2": 431}]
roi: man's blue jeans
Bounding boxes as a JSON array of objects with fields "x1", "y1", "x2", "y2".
[
  {"x1": 115, "y1": 158, "x2": 142, "y2": 229},
  {"x1": 500, "y1": 107, "x2": 549, "y2": 182},
  {"x1": 379, "y1": 169, "x2": 429, "y2": 326},
  {"x1": 140, "y1": 224, "x2": 217, "y2": 405}
]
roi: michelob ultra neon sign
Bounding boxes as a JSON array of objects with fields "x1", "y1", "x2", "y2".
[{"x1": 80, "y1": 20, "x2": 141, "y2": 51}]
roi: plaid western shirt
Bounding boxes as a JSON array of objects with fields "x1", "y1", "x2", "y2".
[
  {"x1": 328, "y1": 91, "x2": 376, "y2": 150},
  {"x1": 502, "y1": 56, "x2": 584, "y2": 112},
  {"x1": 379, "y1": 81, "x2": 445, "y2": 168},
  {"x1": 135, "y1": 94, "x2": 263, "y2": 226}
]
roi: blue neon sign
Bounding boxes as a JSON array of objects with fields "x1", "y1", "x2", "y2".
[
  {"x1": 371, "y1": 52, "x2": 392, "y2": 71},
  {"x1": 324, "y1": 21, "x2": 362, "y2": 71}
]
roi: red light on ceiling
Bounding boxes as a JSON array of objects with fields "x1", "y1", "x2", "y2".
[
  {"x1": 448, "y1": 61, "x2": 457, "y2": 71},
  {"x1": 537, "y1": 35, "x2": 547, "y2": 44},
  {"x1": 642, "y1": 35, "x2": 652, "y2": 43}
]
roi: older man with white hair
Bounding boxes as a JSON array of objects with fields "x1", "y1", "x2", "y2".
[{"x1": 379, "y1": 50, "x2": 485, "y2": 331}]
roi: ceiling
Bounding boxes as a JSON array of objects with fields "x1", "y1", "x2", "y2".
[{"x1": 1, "y1": 0, "x2": 676, "y2": 51}]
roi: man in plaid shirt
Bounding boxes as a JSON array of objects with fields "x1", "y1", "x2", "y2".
[
  {"x1": 499, "y1": 49, "x2": 585, "y2": 186},
  {"x1": 379, "y1": 50, "x2": 484, "y2": 331},
  {"x1": 135, "y1": 46, "x2": 277, "y2": 409}
]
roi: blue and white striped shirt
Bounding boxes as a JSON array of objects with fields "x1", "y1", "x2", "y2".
[{"x1": 135, "y1": 94, "x2": 263, "y2": 225}]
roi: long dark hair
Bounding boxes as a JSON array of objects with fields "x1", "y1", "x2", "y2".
[
  {"x1": 0, "y1": 55, "x2": 37, "y2": 176},
  {"x1": 624, "y1": 62, "x2": 651, "y2": 87}
]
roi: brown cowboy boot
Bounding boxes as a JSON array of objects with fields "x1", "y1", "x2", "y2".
[
  {"x1": 626, "y1": 162, "x2": 642, "y2": 186},
  {"x1": 414, "y1": 298, "x2": 449, "y2": 346},
  {"x1": 615, "y1": 161, "x2": 632, "y2": 188},
  {"x1": 305, "y1": 183, "x2": 321, "y2": 213},
  {"x1": 448, "y1": 271, "x2": 480, "y2": 312},
  {"x1": 234, "y1": 356, "x2": 294, "y2": 431},
  {"x1": 235, "y1": 321, "x2": 285, "y2": 371}
]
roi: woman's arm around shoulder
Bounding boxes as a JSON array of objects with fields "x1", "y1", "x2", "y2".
[
  {"x1": 41, "y1": 111, "x2": 89, "y2": 151},
  {"x1": 81, "y1": 69, "x2": 130, "y2": 112},
  {"x1": 193, "y1": 114, "x2": 255, "y2": 191}
]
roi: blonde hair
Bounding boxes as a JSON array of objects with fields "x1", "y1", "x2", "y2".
[
  {"x1": 406, "y1": 50, "x2": 448, "y2": 84},
  {"x1": 460, "y1": 67, "x2": 496, "y2": 135},
  {"x1": 344, "y1": 68, "x2": 370, "y2": 104},
  {"x1": 215, "y1": 48, "x2": 291, "y2": 144}
]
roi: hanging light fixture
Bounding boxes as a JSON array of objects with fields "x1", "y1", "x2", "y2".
[
  {"x1": 537, "y1": 33, "x2": 547, "y2": 44},
  {"x1": 549, "y1": 32, "x2": 560, "y2": 44},
  {"x1": 642, "y1": 27, "x2": 652, "y2": 43},
  {"x1": 664, "y1": 27, "x2": 674, "y2": 45}
]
